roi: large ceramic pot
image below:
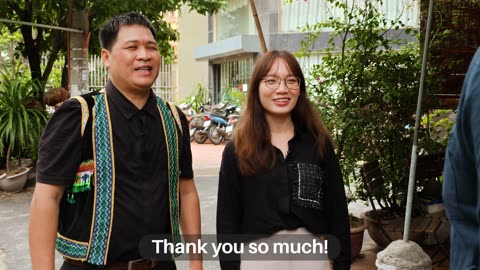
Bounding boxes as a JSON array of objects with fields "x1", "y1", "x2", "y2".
[
  {"x1": 350, "y1": 219, "x2": 368, "y2": 262},
  {"x1": 0, "y1": 167, "x2": 31, "y2": 193},
  {"x1": 361, "y1": 210, "x2": 425, "y2": 249},
  {"x1": 43, "y1": 87, "x2": 69, "y2": 106}
]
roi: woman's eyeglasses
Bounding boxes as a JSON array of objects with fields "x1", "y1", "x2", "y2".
[{"x1": 262, "y1": 75, "x2": 301, "y2": 90}]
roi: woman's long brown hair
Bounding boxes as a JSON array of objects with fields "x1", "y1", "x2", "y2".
[{"x1": 233, "y1": 50, "x2": 332, "y2": 176}]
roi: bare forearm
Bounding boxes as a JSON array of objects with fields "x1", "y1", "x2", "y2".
[
  {"x1": 179, "y1": 179, "x2": 202, "y2": 270},
  {"x1": 180, "y1": 192, "x2": 201, "y2": 234},
  {"x1": 29, "y1": 184, "x2": 63, "y2": 270}
]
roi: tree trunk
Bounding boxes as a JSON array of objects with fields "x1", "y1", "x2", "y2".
[
  {"x1": 15, "y1": 3, "x2": 48, "y2": 102},
  {"x1": 69, "y1": 8, "x2": 89, "y2": 96}
]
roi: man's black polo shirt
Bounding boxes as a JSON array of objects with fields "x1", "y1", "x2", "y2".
[{"x1": 37, "y1": 80, "x2": 193, "y2": 264}]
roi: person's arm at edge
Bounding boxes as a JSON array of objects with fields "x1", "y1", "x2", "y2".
[
  {"x1": 216, "y1": 143, "x2": 241, "y2": 270},
  {"x1": 324, "y1": 140, "x2": 351, "y2": 270},
  {"x1": 463, "y1": 51, "x2": 480, "y2": 188},
  {"x1": 175, "y1": 105, "x2": 202, "y2": 269},
  {"x1": 463, "y1": 49, "x2": 480, "y2": 266},
  {"x1": 29, "y1": 183, "x2": 65, "y2": 270},
  {"x1": 179, "y1": 178, "x2": 202, "y2": 270},
  {"x1": 473, "y1": 65, "x2": 480, "y2": 270},
  {"x1": 29, "y1": 98, "x2": 83, "y2": 269}
]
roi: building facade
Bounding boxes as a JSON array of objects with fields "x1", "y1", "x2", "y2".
[
  {"x1": 176, "y1": 6, "x2": 210, "y2": 102},
  {"x1": 194, "y1": 0, "x2": 419, "y2": 102}
]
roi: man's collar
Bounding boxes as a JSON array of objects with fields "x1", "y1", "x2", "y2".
[{"x1": 105, "y1": 80, "x2": 159, "y2": 119}]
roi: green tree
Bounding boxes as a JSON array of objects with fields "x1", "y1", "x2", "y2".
[
  {"x1": 0, "y1": 25, "x2": 24, "y2": 70},
  {"x1": 0, "y1": 61, "x2": 47, "y2": 173},
  {"x1": 297, "y1": 0, "x2": 437, "y2": 211},
  {"x1": 0, "y1": 0, "x2": 226, "y2": 101}
]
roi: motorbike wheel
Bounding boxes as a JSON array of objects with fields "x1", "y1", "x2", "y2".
[
  {"x1": 193, "y1": 130, "x2": 208, "y2": 144},
  {"x1": 190, "y1": 127, "x2": 195, "y2": 142},
  {"x1": 208, "y1": 125, "x2": 224, "y2": 145}
]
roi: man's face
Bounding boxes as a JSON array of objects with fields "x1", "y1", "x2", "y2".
[{"x1": 101, "y1": 24, "x2": 160, "y2": 94}]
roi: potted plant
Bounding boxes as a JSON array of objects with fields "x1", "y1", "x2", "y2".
[
  {"x1": 349, "y1": 214, "x2": 368, "y2": 261},
  {"x1": 0, "y1": 66, "x2": 48, "y2": 193},
  {"x1": 298, "y1": 0, "x2": 445, "y2": 248},
  {"x1": 345, "y1": 188, "x2": 368, "y2": 262}
]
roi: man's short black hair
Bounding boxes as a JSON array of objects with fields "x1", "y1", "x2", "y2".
[{"x1": 99, "y1": 12, "x2": 157, "y2": 51}]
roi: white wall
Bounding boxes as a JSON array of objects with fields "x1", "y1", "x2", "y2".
[{"x1": 177, "y1": 6, "x2": 209, "y2": 102}]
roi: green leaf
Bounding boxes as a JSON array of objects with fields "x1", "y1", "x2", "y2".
[
  {"x1": 298, "y1": 0, "x2": 436, "y2": 207},
  {"x1": 0, "y1": 67, "x2": 48, "y2": 172}
]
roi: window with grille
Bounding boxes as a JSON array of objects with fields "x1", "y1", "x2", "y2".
[
  {"x1": 216, "y1": 0, "x2": 255, "y2": 40},
  {"x1": 281, "y1": 0, "x2": 420, "y2": 32},
  {"x1": 219, "y1": 57, "x2": 254, "y2": 95}
]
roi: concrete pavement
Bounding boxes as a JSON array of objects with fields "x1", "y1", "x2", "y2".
[
  {"x1": 0, "y1": 141, "x2": 450, "y2": 269},
  {"x1": 191, "y1": 141, "x2": 225, "y2": 176},
  {"x1": 0, "y1": 141, "x2": 226, "y2": 270},
  {"x1": 188, "y1": 141, "x2": 451, "y2": 270}
]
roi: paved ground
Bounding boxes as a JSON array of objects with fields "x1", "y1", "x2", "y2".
[
  {"x1": 0, "y1": 140, "x2": 450, "y2": 269},
  {"x1": 0, "y1": 141, "x2": 225, "y2": 270}
]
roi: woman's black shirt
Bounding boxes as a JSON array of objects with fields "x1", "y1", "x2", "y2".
[{"x1": 216, "y1": 129, "x2": 351, "y2": 270}]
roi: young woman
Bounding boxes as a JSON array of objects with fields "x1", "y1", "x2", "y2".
[{"x1": 216, "y1": 50, "x2": 351, "y2": 270}]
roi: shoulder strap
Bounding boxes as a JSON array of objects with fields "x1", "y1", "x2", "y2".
[
  {"x1": 70, "y1": 96, "x2": 89, "y2": 137},
  {"x1": 167, "y1": 102, "x2": 183, "y2": 136},
  {"x1": 71, "y1": 94, "x2": 182, "y2": 137},
  {"x1": 70, "y1": 90, "x2": 102, "y2": 138}
]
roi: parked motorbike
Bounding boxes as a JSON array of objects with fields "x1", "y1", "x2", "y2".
[
  {"x1": 178, "y1": 102, "x2": 196, "y2": 123},
  {"x1": 207, "y1": 113, "x2": 240, "y2": 145},
  {"x1": 190, "y1": 113, "x2": 211, "y2": 144},
  {"x1": 190, "y1": 102, "x2": 241, "y2": 144}
]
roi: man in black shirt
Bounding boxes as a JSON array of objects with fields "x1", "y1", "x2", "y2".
[{"x1": 29, "y1": 12, "x2": 201, "y2": 270}]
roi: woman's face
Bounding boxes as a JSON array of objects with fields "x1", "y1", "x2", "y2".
[{"x1": 258, "y1": 58, "x2": 300, "y2": 119}]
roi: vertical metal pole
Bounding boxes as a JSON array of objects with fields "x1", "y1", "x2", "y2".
[
  {"x1": 249, "y1": 0, "x2": 267, "y2": 52},
  {"x1": 403, "y1": 0, "x2": 434, "y2": 241}
]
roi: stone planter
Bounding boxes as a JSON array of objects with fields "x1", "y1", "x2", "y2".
[
  {"x1": 0, "y1": 167, "x2": 31, "y2": 193},
  {"x1": 376, "y1": 240, "x2": 432, "y2": 270},
  {"x1": 361, "y1": 210, "x2": 425, "y2": 249}
]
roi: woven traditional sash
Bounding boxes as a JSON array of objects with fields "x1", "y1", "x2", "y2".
[
  {"x1": 86, "y1": 93, "x2": 115, "y2": 265},
  {"x1": 156, "y1": 97, "x2": 181, "y2": 248},
  {"x1": 56, "y1": 93, "x2": 181, "y2": 264}
]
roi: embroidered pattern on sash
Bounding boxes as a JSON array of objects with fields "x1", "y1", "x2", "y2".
[
  {"x1": 56, "y1": 233, "x2": 89, "y2": 260},
  {"x1": 156, "y1": 97, "x2": 182, "y2": 251},
  {"x1": 87, "y1": 93, "x2": 114, "y2": 265}
]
